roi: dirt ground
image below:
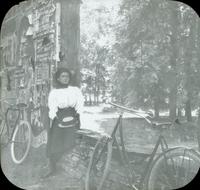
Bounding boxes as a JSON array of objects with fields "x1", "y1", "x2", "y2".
[{"x1": 1, "y1": 106, "x2": 199, "y2": 190}]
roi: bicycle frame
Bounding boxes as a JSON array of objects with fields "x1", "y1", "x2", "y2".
[
  {"x1": 86, "y1": 102, "x2": 200, "y2": 190},
  {"x1": 5, "y1": 107, "x2": 21, "y2": 140},
  {"x1": 0, "y1": 103, "x2": 26, "y2": 145},
  {"x1": 108, "y1": 102, "x2": 177, "y2": 190},
  {"x1": 138, "y1": 134, "x2": 170, "y2": 188}
]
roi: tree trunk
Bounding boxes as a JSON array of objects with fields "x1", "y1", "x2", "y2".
[
  {"x1": 89, "y1": 90, "x2": 92, "y2": 105},
  {"x1": 169, "y1": 69, "x2": 177, "y2": 119},
  {"x1": 168, "y1": 2, "x2": 179, "y2": 120},
  {"x1": 177, "y1": 108, "x2": 182, "y2": 118},
  {"x1": 93, "y1": 89, "x2": 96, "y2": 105},
  {"x1": 154, "y1": 99, "x2": 160, "y2": 119},
  {"x1": 196, "y1": 13, "x2": 200, "y2": 151},
  {"x1": 59, "y1": 0, "x2": 81, "y2": 86},
  {"x1": 169, "y1": 88, "x2": 177, "y2": 119},
  {"x1": 197, "y1": 108, "x2": 200, "y2": 151},
  {"x1": 185, "y1": 99, "x2": 192, "y2": 122},
  {"x1": 96, "y1": 85, "x2": 100, "y2": 105}
]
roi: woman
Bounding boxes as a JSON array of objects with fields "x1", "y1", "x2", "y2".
[{"x1": 44, "y1": 67, "x2": 84, "y2": 177}]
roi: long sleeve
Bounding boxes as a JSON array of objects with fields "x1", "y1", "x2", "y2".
[
  {"x1": 74, "y1": 88, "x2": 84, "y2": 128},
  {"x1": 48, "y1": 90, "x2": 58, "y2": 120},
  {"x1": 74, "y1": 88, "x2": 84, "y2": 114}
]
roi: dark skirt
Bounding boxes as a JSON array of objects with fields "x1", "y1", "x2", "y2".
[
  {"x1": 46, "y1": 107, "x2": 79, "y2": 158},
  {"x1": 47, "y1": 107, "x2": 80, "y2": 157}
]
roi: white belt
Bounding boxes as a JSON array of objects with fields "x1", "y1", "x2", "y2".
[
  {"x1": 62, "y1": 117, "x2": 74, "y2": 122},
  {"x1": 58, "y1": 123, "x2": 75, "y2": 128}
]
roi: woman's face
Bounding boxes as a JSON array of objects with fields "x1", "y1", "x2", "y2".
[{"x1": 57, "y1": 72, "x2": 70, "y2": 85}]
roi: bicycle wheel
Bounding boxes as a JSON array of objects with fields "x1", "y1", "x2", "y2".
[
  {"x1": 0, "y1": 119, "x2": 8, "y2": 145},
  {"x1": 10, "y1": 120, "x2": 31, "y2": 164},
  {"x1": 85, "y1": 136, "x2": 113, "y2": 190},
  {"x1": 146, "y1": 148, "x2": 200, "y2": 190}
]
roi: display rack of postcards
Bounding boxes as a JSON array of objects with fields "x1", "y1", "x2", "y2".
[
  {"x1": 25, "y1": 0, "x2": 54, "y2": 132},
  {"x1": 13, "y1": 66, "x2": 26, "y2": 88},
  {"x1": 12, "y1": 29, "x2": 31, "y2": 105},
  {"x1": 0, "y1": 33, "x2": 19, "y2": 102},
  {"x1": 30, "y1": 0, "x2": 56, "y2": 108},
  {"x1": 0, "y1": 0, "x2": 58, "y2": 132},
  {"x1": 1, "y1": 35, "x2": 17, "y2": 67}
]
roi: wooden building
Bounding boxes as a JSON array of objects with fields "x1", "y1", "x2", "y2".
[{"x1": 0, "y1": 0, "x2": 81, "y2": 134}]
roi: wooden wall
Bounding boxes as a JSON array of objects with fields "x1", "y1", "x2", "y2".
[{"x1": 0, "y1": 0, "x2": 80, "y2": 134}]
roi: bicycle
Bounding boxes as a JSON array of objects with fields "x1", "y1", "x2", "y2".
[
  {"x1": 85, "y1": 102, "x2": 200, "y2": 190},
  {"x1": 0, "y1": 98, "x2": 31, "y2": 164}
]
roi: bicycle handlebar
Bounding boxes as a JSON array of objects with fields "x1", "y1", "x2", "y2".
[
  {"x1": 108, "y1": 102, "x2": 152, "y2": 115},
  {"x1": 0, "y1": 98, "x2": 15, "y2": 107},
  {"x1": 108, "y1": 102, "x2": 153, "y2": 124},
  {"x1": 0, "y1": 98, "x2": 41, "y2": 113},
  {"x1": 108, "y1": 102, "x2": 177, "y2": 127}
]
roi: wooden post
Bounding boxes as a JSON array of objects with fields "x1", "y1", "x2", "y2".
[{"x1": 59, "y1": 0, "x2": 81, "y2": 87}]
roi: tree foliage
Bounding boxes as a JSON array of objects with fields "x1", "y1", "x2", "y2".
[
  {"x1": 80, "y1": 0, "x2": 200, "y2": 120},
  {"x1": 111, "y1": 0, "x2": 200, "y2": 120}
]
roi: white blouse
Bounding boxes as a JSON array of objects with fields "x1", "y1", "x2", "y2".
[{"x1": 48, "y1": 86, "x2": 84, "y2": 120}]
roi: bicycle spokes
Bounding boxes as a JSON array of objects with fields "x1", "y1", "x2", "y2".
[
  {"x1": 13, "y1": 124, "x2": 28, "y2": 158},
  {"x1": 86, "y1": 137, "x2": 113, "y2": 190},
  {"x1": 10, "y1": 121, "x2": 31, "y2": 164},
  {"x1": 147, "y1": 148, "x2": 200, "y2": 190}
]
